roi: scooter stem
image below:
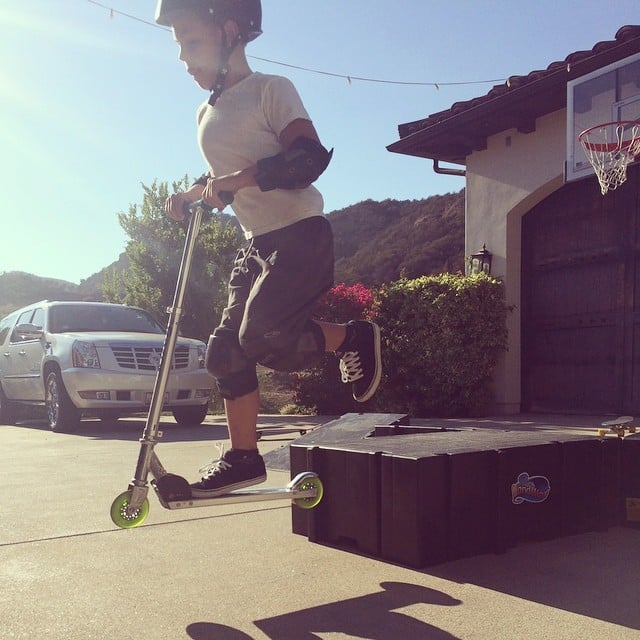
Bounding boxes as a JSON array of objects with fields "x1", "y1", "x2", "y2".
[{"x1": 129, "y1": 202, "x2": 211, "y2": 491}]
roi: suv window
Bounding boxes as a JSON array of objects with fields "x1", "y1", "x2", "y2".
[
  {"x1": 31, "y1": 308, "x2": 45, "y2": 331},
  {"x1": 49, "y1": 305, "x2": 164, "y2": 334},
  {"x1": 0, "y1": 313, "x2": 17, "y2": 346}
]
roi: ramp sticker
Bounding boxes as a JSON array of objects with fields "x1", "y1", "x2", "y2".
[
  {"x1": 511, "y1": 472, "x2": 551, "y2": 504},
  {"x1": 626, "y1": 497, "x2": 640, "y2": 522}
]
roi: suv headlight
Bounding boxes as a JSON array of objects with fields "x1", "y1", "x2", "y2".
[
  {"x1": 72, "y1": 340, "x2": 101, "y2": 368},
  {"x1": 197, "y1": 344, "x2": 206, "y2": 368}
]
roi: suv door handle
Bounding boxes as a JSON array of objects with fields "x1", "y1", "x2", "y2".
[{"x1": 18, "y1": 350, "x2": 27, "y2": 356}]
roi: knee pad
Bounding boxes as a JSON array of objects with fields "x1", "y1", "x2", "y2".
[
  {"x1": 205, "y1": 333, "x2": 249, "y2": 379},
  {"x1": 205, "y1": 333, "x2": 258, "y2": 399},
  {"x1": 256, "y1": 321, "x2": 326, "y2": 372}
]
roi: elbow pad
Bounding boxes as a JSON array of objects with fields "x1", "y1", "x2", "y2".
[{"x1": 254, "y1": 137, "x2": 333, "y2": 192}]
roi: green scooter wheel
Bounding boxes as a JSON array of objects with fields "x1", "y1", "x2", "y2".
[
  {"x1": 293, "y1": 475, "x2": 324, "y2": 510},
  {"x1": 110, "y1": 491, "x2": 150, "y2": 528}
]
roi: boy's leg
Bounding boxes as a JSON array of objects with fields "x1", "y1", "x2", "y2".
[
  {"x1": 191, "y1": 249, "x2": 266, "y2": 498},
  {"x1": 316, "y1": 320, "x2": 346, "y2": 351},
  {"x1": 224, "y1": 388, "x2": 260, "y2": 450},
  {"x1": 190, "y1": 386, "x2": 266, "y2": 498}
]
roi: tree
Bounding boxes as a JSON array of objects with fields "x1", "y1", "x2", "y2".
[{"x1": 103, "y1": 179, "x2": 241, "y2": 341}]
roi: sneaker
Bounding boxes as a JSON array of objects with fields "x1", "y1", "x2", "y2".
[
  {"x1": 337, "y1": 320, "x2": 382, "y2": 403},
  {"x1": 190, "y1": 448, "x2": 267, "y2": 498}
]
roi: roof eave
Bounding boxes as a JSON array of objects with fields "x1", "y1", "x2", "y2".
[{"x1": 387, "y1": 27, "x2": 640, "y2": 165}]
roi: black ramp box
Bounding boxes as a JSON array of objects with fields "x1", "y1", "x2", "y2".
[
  {"x1": 290, "y1": 413, "x2": 409, "y2": 538},
  {"x1": 621, "y1": 433, "x2": 640, "y2": 526},
  {"x1": 307, "y1": 447, "x2": 381, "y2": 557},
  {"x1": 290, "y1": 414, "x2": 623, "y2": 568},
  {"x1": 559, "y1": 438, "x2": 606, "y2": 535},
  {"x1": 446, "y1": 449, "x2": 500, "y2": 561},
  {"x1": 599, "y1": 436, "x2": 622, "y2": 528},
  {"x1": 379, "y1": 451, "x2": 448, "y2": 568}
]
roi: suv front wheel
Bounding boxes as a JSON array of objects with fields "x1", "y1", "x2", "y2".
[
  {"x1": 45, "y1": 370, "x2": 80, "y2": 432},
  {"x1": 172, "y1": 404, "x2": 208, "y2": 427}
]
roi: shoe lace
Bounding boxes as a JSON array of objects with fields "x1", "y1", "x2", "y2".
[
  {"x1": 338, "y1": 351, "x2": 364, "y2": 383},
  {"x1": 198, "y1": 443, "x2": 231, "y2": 478}
]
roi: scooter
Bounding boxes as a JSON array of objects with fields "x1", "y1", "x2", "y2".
[{"x1": 110, "y1": 196, "x2": 323, "y2": 529}]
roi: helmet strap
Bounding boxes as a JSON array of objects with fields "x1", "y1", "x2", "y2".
[
  {"x1": 207, "y1": 33, "x2": 242, "y2": 107},
  {"x1": 208, "y1": 66, "x2": 228, "y2": 107}
]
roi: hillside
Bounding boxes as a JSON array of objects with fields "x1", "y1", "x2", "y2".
[
  {"x1": 0, "y1": 254, "x2": 129, "y2": 319},
  {"x1": 330, "y1": 191, "x2": 464, "y2": 285},
  {"x1": 0, "y1": 190, "x2": 465, "y2": 316}
]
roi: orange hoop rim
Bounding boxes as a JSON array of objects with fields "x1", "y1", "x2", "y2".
[{"x1": 578, "y1": 121, "x2": 640, "y2": 154}]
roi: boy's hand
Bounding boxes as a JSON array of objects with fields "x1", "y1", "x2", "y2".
[
  {"x1": 202, "y1": 180, "x2": 232, "y2": 211},
  {"x1": 165, "y1": 192, "x2": 191, "y2": 222}
]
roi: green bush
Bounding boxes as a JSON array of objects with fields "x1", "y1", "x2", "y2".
[{"x1": 371, "y1": 273, "x2": 509, "y2": 417}]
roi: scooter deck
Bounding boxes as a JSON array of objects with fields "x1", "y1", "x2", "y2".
[{"x1": 152, "y1": 471, "x2": 322, "y2": 511}]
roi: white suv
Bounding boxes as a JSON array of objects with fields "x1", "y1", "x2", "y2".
[{"x1": 0, "y1": 301, "x2": 214, "y2": 431}]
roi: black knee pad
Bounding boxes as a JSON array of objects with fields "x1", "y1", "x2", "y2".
[
  {"x1": 205, "y1": 333, "x2": 249, "y2": 379},
  {"x1": 206, "y1": 333, "x2": 258, "y2": 399}
]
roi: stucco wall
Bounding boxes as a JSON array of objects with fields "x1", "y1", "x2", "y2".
[{"x1": 465, "y1": 109, "x2": 567, "y2": 414}]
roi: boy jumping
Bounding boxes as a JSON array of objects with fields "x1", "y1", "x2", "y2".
[{"x1": 155, "y1": 0, "x2": 382, "y2": 497}]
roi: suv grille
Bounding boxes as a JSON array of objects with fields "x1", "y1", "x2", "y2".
[{"x1": 110, "y1": 344, "x2": 190, "y2": 370}]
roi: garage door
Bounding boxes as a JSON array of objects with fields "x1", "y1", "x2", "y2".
[{"x1": 521, "y1": 164, "x2": 640, "y2": 413}]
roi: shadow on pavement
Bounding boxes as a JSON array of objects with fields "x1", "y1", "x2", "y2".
[{"x1": 187, "y1": 581, "x2": 462, "y2": 640}]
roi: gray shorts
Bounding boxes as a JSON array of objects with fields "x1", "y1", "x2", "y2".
[{"x1": 207, "y1": 215, "x2": 334, "y2": 398}]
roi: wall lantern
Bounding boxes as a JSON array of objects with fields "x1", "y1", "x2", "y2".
[{"x1": 469, "y1": 244, "x2": 492, "y2": 275}]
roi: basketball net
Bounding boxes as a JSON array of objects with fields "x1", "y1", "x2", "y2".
[{"x1": 579, "y1": 121, "x2": 640, "y2": 195}]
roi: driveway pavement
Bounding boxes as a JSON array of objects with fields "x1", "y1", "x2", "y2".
[{"x1": 1, "y1": 414, "x2": 638, "y2": 640}]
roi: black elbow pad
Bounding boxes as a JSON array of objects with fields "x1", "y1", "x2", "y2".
[{"x1": 254, "y1": 137, "x2": 333, "y2": 192}]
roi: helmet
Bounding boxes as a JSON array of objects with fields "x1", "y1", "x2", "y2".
[{"x1": 155, "y1": 0, "x2": 262, "y2": 42}]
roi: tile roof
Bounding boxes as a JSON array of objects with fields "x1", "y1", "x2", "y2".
[{"x1": 387, "y1": 25, "x2": 640, "y2": 165}]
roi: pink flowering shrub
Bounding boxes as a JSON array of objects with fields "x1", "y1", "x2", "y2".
[{"x1": 313, "y1": 283, "x2": 375, "y2": 323}]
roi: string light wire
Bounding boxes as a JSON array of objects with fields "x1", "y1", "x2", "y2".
[{"x1": 84, "y1": 0, "x2": 507, "y2": 89}]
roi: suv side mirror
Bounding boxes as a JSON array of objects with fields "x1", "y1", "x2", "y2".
[{"x1": 14, "y1": 323, "x2": 44, "y2": 340}]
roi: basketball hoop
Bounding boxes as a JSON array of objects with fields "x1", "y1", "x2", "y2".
[{"x1": 578, "y1": 121, "x2": 640, "y2": 195}]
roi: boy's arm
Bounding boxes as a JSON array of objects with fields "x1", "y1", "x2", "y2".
[
  {"x1": 201, "y1": 118, "x2": 331, "y2": 207},
  {"x1": 279, "y1": 118, "x2": 322, "y2": 148}
]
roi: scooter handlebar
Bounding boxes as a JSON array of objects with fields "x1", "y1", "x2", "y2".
[{"x1": 182, "y1": 191, "x2": 234, "y2": 217}]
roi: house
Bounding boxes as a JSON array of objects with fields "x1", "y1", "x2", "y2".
[{"x1": 388, "y1": 26, "x2": 640, "y2": 415}]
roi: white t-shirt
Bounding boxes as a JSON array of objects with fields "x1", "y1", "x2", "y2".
[{"x1": 197, "y1": 72, "x2": 325, "y2": 238}]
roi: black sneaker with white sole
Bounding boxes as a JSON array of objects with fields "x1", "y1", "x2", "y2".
[
  {"x1": 190, "y1": 448, "x2": 267, "y2": 498},
  {"x1": 337, "y1": 320, "x2": 382, "y2": 403}
]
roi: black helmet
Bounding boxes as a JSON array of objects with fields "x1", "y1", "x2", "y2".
[{"x1": 155, "y1": 0, "x2": 262, "y2": 42}]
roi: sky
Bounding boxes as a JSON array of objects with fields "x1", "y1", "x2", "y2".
[{"x1": 1, "y1": 1, "x2": 638, "y2": 284}]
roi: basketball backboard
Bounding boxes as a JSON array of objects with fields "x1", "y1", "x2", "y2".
[{"x1": 566, "y1": 51, "x2": 640, "y2": 183}]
